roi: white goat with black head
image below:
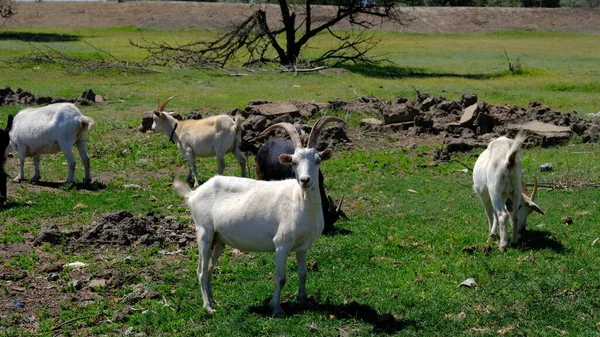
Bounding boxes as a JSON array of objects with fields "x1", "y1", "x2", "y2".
[
  {"x1": 9, "y1": 103, "x2": 94, "y2": 184},
  {"x1": 473, "y1": 132, "x2": 544, "y2": 250},
  {"x1": 173, "y1": 117, "x2": 344, "y2": 316},
  {"x1": 151, "y1": 96, "x2": 246, "y2": 186}
]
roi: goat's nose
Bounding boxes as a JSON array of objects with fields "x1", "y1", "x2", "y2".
[{"x1": 300, "y1": 177, "x2": 310, "y2": 185}]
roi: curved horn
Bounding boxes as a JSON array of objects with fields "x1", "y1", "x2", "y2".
[
  {"x1": 521, "y1": 179, "x2": 528, "y2": 194},
  {"x1": 335, "y1": 195, "x2": 345, "y2": 214},
  {"x1": 531, "y1": 176, "x2": 539, "y2": 201},
  {"x1": 157, "y1": 95, "x2": 176, "y2": 112},
  {"x1": 307, "y1": 117, "x2": 345, "y2": 148},
  {"x1": 261, "y1": 122, "x2": 303, "y2": 148}
]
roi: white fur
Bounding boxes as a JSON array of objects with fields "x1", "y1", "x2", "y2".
[
  {"x1": 152, "y1": 112, "x2": 246, "y2": 186},
  {"x1": 173, "y1": 145, "x2": 331, "y2": 316},
  {"x1": 9, "y1": 103, "x2": 94, "y2": 183},
  {"x1": 473, "y1": 133, "x2": 543, "y2": 250}
]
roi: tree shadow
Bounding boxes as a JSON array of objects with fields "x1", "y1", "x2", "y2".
[
  {"x1": 340, "y1": 64, "x2": 509, "y2": 80},
  {"x1": 0, "y1": 32, "x2": 81, "y2": 42},
  {"x1": 249, "y1": 299, "x2": 416, "y2": 334},
  {"x1": 516, "y1": 229, "x2": 567, "y2": 253},
  {"x1": 32, "y1": 180, "x2": 107, "y2": 191}
]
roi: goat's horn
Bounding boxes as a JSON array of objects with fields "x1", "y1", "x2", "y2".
[
  {"x1": 531, "y1": 175, "x2": 539, "y2": 201},
  {"x1": 336, "y1": 195, "x2": 345, "y2": 214},
  {"x1": 307, "y1": 117, "x2": 345, "y2": 148},
  {"x1": 261, "y1": 122, "x2": 303, "y2": 148},
  {"x1": 158, "y1": 95, "x2": 176, "y2": 112}
]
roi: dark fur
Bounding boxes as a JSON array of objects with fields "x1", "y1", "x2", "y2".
[
  {"x1": 1, "y1": 115, "x2": 14, "y2": 204},
  {"x1": 255, "y1": 138, "x2": 345, "y2": 234}
]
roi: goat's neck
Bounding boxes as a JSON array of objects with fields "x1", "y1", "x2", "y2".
[{"x1": 297, "y1": 183, "x2": 322, "y2": 208}]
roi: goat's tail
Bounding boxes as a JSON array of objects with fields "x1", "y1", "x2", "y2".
[
  {"x1": 5, "y1": 115, "x2": 14, "y2": 132},
  {"x1": 232, "y1": 114, "x2": 245, "y2": 151},
  {"x1": 82, "y1": 116, "x2": 95, "y2": 130},
  {"x1": 172, "y1": 179, "x2": 193, "y2": 200},
  {"x1": 507, "y1": 131, "x2": 526, "y2": 170}
]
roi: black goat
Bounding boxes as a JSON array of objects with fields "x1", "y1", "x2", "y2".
[
  {"x1": 255, "y1": 138, "x2": 347, "y2": 234},
  {"x1": 1, "y1": 115, "x2": 14, "y2": 204}
]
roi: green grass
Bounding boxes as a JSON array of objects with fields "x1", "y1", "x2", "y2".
[{"x1": 1, "y1": 27, "x2": 600, "y2": 336}]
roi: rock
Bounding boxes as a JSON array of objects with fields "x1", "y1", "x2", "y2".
[
  {"x1": 89, "y1": 278, "x2": 107, "y2": 289},
  {"x1": 253, "y1": 102, "x2": 300, "y2": 117},
  {"x1": 382, "y1": 104, "x2": 418, "y2": 124},
  {"x1": 32, "y1": 224, "x2": 63, "y2": 246},
  {"x1": 242, "y1": 115, "x2": 268, "y2": 132},
  {"x1": 461, "y1": 93, "x2": 477, "y2": 107},
  {"x1": 379, "y1": 121, "x2": 415, "y2": 133},
  {"x1": 459, "y1": 104, "x2": 478, "y2": 125},
  {"x1": 69, "y1": 280, "x2": 83, "y2": 290},
  {"x1": 540, "y1": 163, "x2": 553, "y2": 172},
  {"x1": 359, "y1": 118, "x2": 384, "y2": 131},
  {"x1": 47, "y1": 273, "x2": 60, "y2": 281}
]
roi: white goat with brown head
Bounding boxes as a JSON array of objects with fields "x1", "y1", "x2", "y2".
[
  {"x1": 151, "y1": 96, "x2": 246, "y2": 186},
  {"x1": 172, "y1": 117, "x2": 344, "y2": 317},
  {"x1": 473, "y1": 132, "x2": 544, "y2": 250}
]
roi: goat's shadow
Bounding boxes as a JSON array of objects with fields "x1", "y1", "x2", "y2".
[
  {"x1": 322, "y1": 226, "x2": 352, "y2": 236},
  {"x1": 340, "y1": 64, "x2": 510, "y2": 80},
  {"x1": 0, "y1": 200, "x2": 32, "y2": 211},
  {"x1": 249, "y1": 299, "x2": 415, "y2": 334},
  {"x1": 31, "y1": 180, "x2": 107, "y2": 192},
  {"x1": 0, "y1": 32, "x2": 81, "y2": 42},
  {"x1": 516, "y1": 229, "x2": 567, "y2": 253}
]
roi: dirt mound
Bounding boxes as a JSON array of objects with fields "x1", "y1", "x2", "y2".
[{"x1": 32, "y1": 210, "x2": 195, "y2": 249}]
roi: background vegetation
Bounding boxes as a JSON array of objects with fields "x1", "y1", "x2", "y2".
[{"x1": 0, "y1": 26, "x2": 599, "y2": 336}]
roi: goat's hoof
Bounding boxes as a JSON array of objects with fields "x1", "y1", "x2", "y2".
[
  {"x1": 30, "y1": 177, "x2": 41, "y2": 183},
  {"x1": 83, "y1": 178, "x2": 92, "y2": 184},
  {"x1": 204, "y1": 306, "x2": 216, "y2": 314},
  {"x1": 13, "y1": 177, "x2": 22, "y2": 183},
  {"x1": 272, "y1": 306, "x2": 286, "y2": 318},
  {"x1": 499, "y1": 244, "x2": 508, "y2": 251}
]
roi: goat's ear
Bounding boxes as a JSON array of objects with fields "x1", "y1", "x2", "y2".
[
  {"x1": 279, "y1": 154, "x2": 293, "y2": 164},
  {"x1": 319, "y1": 149, "x2": 333, "y2": 161}
]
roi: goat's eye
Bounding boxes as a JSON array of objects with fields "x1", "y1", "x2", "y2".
[
  {"x1": 292, "y1": 161, "x2": 298, "y2": 166},
  {"x1": 518, "y1": 205, "x2": 523, "y2": 210},
  {"x1": 315, "y1": 158, "x2": 321, "y2": 164}
]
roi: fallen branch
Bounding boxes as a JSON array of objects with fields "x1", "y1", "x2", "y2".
[{"x1": 51, "y1": 314, "x2": 99, "y2": 331}]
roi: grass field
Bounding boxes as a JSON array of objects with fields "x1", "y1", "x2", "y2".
[{"x1": 1, "y1": 26, "x2": 600, "y2": 336}]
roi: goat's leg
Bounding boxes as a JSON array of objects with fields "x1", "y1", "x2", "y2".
[
  {"x1": 31, "y1": 154, "x2": 41, "y2": 183},
  {"x1": 490, "y1": 192, "x2": 509, "y2": 250},
  {"x1": 232, "y1": 147, "x2": 247, "y2": 177},
  {"x1": 185, "y1": 150, "x2": 200, "y2": 187},
  {"x1": 216, "y1": 154, "x2": 226, "y2": 176},
  {"x1": 511, "y1": 190, "x2": 522, "y2": 245},
  {"x1": 296, "y1": 249, "x2": 309, "y2": 305},
  {"x1": 196, "y1": 228, "x2": 215, "y2": 312},
  {"x1": 207, "y1": 239, "x2": 225, "y2": 305},
  {"x1": 271, "y1": 247, "x2": 290, "y2": 317},
  {"x1": 478, "y1": 192, "x2": 496, "y2": 237},
  {"x1": 59, "y1": 140, "x2": 76, "y2": 183},
  {"x1": 14, "y1": 145, "x2": 26, "y2": 183},
  {"x1": 76, "y1": 138, "x2": 92, "y2": 183}
]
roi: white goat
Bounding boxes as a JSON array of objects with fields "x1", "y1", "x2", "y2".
[
  {"x1": 473, "y1": 133, "x2": 544, "y2": 250},
  {"x1": 151, "y1": 97, "x2": 246, "y2": 186},
  {"x1": 172, "y1": 117, "x2": 344, "y2": 316},
  {"x1": 9, "y1": 103, "x2": 94, "y2": 184}
]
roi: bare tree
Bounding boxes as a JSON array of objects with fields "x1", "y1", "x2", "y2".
[
  {"x1": 133, "y1": 1, "x2": 410, "y2": 69},
  {"x1": 1, "y1": 0, "x2": 15, "y2": 23}
]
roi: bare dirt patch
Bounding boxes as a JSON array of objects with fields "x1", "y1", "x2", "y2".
[{"x1": 5, "y1": 3, "x2": 600, "y2": 35}]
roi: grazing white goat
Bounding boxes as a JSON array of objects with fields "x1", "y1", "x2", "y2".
[
  {"x1": 473, "y1": 132, "x2": 544, "y2": 250},
  {"x1": 173, "y1": 117, "x2": 344, "y2": 316},
  {"x1": 9, "y1": 103, "x2": 94, "y2": 184},
  {"x1": 151, "y1": 96, "x2": 246, "y2": 186}
]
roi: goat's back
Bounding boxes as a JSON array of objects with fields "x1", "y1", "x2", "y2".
[
  {"x1": 473, "y1": 135, "x2": 524, "y2": 197},
  {"x1": 10, "y1": 103, "x2": 92, "y2": 154},
  {"x1": 186, "y1": 175, "x2": 323, "y2": 252},
  {"x1": 255, "y1": 139, "x2": 296, "y2": 181},
  {"x1": 177, "y1": 115, "x2": 239, "y2": 155}
]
